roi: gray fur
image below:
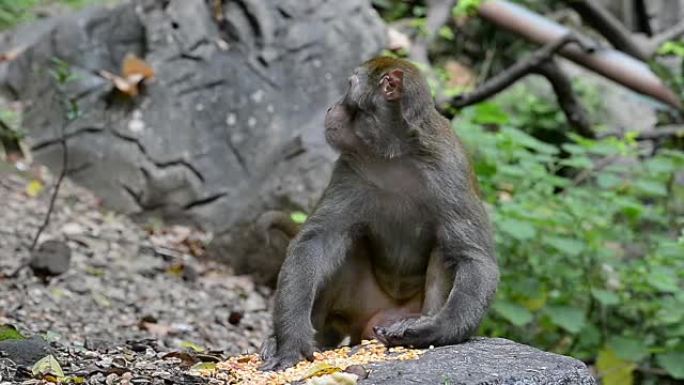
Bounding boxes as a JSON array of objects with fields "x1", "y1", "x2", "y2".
[{"x1": 261, "y1": 57, "x2": 499, "y2": 371}]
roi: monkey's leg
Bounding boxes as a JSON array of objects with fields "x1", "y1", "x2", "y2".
[
  {"x1": 371, "y1": 250, "x2": 449, "y2": 344},
  {"x1": 375, "y1": 222, "x2": 499, "y2": 348}
]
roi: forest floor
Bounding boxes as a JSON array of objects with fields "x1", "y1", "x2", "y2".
[{"x1": 0, "y1": 162, "x2": 272, "y2": 384}]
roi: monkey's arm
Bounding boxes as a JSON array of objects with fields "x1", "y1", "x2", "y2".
[
  {"x1": 376, "y1": 203, "x2": 499, "y2": 347},
  {"x1": 260, "y1": 184, "x2": 358, "y2": 370}
]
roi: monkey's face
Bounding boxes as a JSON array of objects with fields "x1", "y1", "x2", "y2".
[{"x1": 324, "y1": 65, "x2": 406, "y2": 158}]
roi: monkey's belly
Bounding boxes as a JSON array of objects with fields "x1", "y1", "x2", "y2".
[{"x1": 322, "y1": 250, "x2": 424, "y2": 343}]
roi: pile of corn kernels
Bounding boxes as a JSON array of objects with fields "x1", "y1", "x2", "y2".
[{"x1": 198, "y1": 340, "x2": 423, "y2": 385}]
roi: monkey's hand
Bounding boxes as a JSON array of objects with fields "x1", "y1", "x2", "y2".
[
  {"x1": 373, "y1": 316, "x2": 444, "y2": 348},
  {"x1": 259, "y1": 335, "x2": 315, "y2": 372}
]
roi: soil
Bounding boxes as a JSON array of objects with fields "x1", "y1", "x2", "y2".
[{"x1": 0, "y1": 163, "x2": 273, "y2": 384}]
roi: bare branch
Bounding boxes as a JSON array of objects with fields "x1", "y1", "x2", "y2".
[
  {"x1": 410, "y1": 0, "x2": 457, "y2": 64},
  {"x1": 533, "y1": 60, "x2": 594, "y2": 138},
  {"x1": 565, "y1": 0, "x2": 649, "y2": 61},
  {"x1": 451, "y1": 33, "x2": 591, "y2": 108},
  {"x1": 570, "y1": 155, "x2": 619, "y2": 187}
]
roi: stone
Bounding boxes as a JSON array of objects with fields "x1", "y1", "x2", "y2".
[
  {"x1": 1, "y1": 0, "x2": 387, "y2": 281},
  {"x1": 29, "y1": 240, "x2": 71, "y2": 277},
  {"x1": 0, "y1": 336, "x2": 51, "y2": 367},
  {"x1": 360, "y1": 338, "x2": 596, "y2": 385}
]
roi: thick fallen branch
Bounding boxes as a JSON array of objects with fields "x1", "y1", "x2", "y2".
[
  {"x1": 477, "y1": 0, "x2": 682, "y2": 109},
  {"x1": 565, "y1": 0, "x2": 649, "y2": 61}
]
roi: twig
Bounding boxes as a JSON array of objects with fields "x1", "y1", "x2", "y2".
[
  {"x1": 533, "y1": 60, "x2": 594, "y2": 138},
  {"x1": 475, "y1": 48, "x2": 497, "y2": 86},
  {"x1": 565, "y1": 0, "x2": 649, "y2": 60},
  {"x1": 451, "y1": 33, "x2": 593, "y2": 108},
  {"x1": 29, "y1": 124, "x2": 68, "y2": 250},
  {"x1": 597, "y1": 125, "x2": 684, "y2": 141},
  {"x1": 648, "y1": 19, "x2": 684, "y2": 55},
  {"x1": 570, "y1": 155, "x2": 619, "y2": 187}
]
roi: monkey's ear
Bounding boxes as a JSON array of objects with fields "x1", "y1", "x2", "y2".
[{"x1": 381, "y1": 69, "x2": 404, "y2": 101}]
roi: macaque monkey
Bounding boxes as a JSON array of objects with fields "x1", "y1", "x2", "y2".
[{"x1": 260, "y1": 57, "x2": 499, "y2": 371}]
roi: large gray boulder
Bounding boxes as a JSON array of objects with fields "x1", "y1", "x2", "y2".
[
  {"x1": 2, "y1": 0, "x2": 386, "y2": 279},
  {"x1": 361, "y1": 338, "x2": 596, "y2": 385}
]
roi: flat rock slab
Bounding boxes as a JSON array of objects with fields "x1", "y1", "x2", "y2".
[{"x1": 361, "y1": 338, "x2": 596, "y2": 385}]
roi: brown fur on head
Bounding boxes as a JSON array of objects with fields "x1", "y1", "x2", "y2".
[{"x1": 324, "y1": 57, "x2": 436, "y2": 159}]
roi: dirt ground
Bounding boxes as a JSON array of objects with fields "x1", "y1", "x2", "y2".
[{"x1": 0, "y1": 163, "x2": 273, "y2": 384}]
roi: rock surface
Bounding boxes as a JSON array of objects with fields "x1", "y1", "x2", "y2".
[
  {"x1": 0, "y1": 336, "x2": 50, "y2": 367},
  {"x1": 362, "y1": 338, "x2": 596, "y2": 385},
  {"x1": 0, "y1": 0, "x2": 387, "y2": 273},
  {"x1": 29, "y1": 239, "x2": 72, "y2": 277}
]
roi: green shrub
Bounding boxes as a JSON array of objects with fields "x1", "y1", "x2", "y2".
[{"x1": 454, "y1": 101, "x2": 684, "y2": 383}]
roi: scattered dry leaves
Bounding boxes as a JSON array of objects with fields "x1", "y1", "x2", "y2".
[
  {"x1": 197, "y1": 340, "x2": 423, "y2": 385},
  {"x1": 99, "y1": 53, "x2": 155, "y2": 97}
]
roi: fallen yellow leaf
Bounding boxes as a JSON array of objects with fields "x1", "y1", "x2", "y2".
[
  {"x1": 597, "y1": 348, "x2": 635, "y2": 385},
  {"x1": 26, "y1": 180, "x2": 44, "y2": 198}
]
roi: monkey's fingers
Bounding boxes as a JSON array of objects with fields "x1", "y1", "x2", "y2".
[
  {"x1": 374, "y1": 317, "x2": 435, "y2": 348},
  {"x1": 259, "y1": 335, "x2": 278, "y2": 360},
  {"x1": 259, "y1": 345, "x2": 314, "y2": 372}
]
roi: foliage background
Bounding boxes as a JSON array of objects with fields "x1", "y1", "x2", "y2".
[{"x1": 375, "y1": 1, "x2": 684, "y2": 384}]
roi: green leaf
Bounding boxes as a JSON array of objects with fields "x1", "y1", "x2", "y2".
[
  {"x1": 290, "y1": 211, "x2": 308, "y2": 224},
  {"x1": 497, "y1": 218, "x2": 536, "y2": 241},
  {"x1": 597, "y1": 348, "x2": 635, "y2": 385},
  {"x1": 0, "y1": 324, "x2": 25, "y2": 341},
  {"x1": 503, "y1": 127, "x2": 559, "y2": 154},
  {"x1": 657, "y1": 41, "x2": 684, "y2": 57},
  {"x1": 647, "y1": 267, "x2": 679, "y2": 293},
  {"x1": 438, "y1": 26, "x2": 454, "y2": 40},
  {"x1": 546, "y1": 306, "x2": 586, "y2": 333},
  {"x1": 608, "y1": 337, "x2": 649, "y2": 362},
  {"x1": 645, "y1": 156, "x2": 676, "y2": 174},
  {"x1": 543, "y1": 236, "x2": 585, "y2": 257},
  {"x1": 656, "y1": 352, "x2": 684, "y2": 379},
  {"x1": 32, "y1": 355, "x2": 64, "y2": 379},
  {"x1": 596, "y1": 173, "x2": 622, "y2": 189},
  {"x1": 189, "y1": 362, "x2": 217, "y2": 374},
  {"x1": 633, "y1": 179, "x2": 668, "y2": 197},
  {"x1": 591, "y1": 289, "x2": 620, "y2": 306},
  {"x1": 452, "y1": 0, "x2": 482, "y2": 17},
  {"x1": 493, "y1": 301, "x2": 533, "y2": 326},
  {"x1": 471, "y1": 103, "x2": 509, "y2": 125},
  {"x1": 179, "y1": 341, "x2": 205, "y2": 353}
]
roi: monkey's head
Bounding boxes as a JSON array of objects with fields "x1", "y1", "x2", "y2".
[{"x1": 324, "y1": 57, "x2": 433, "y2": 158}]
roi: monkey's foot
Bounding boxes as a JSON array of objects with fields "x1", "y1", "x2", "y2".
[
  {"x1": 373, "y1": 316, "x2": 437, "y2": 348},
  {"x1": 259, "y1": 339, "x2": 315, "y2": 371}
]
